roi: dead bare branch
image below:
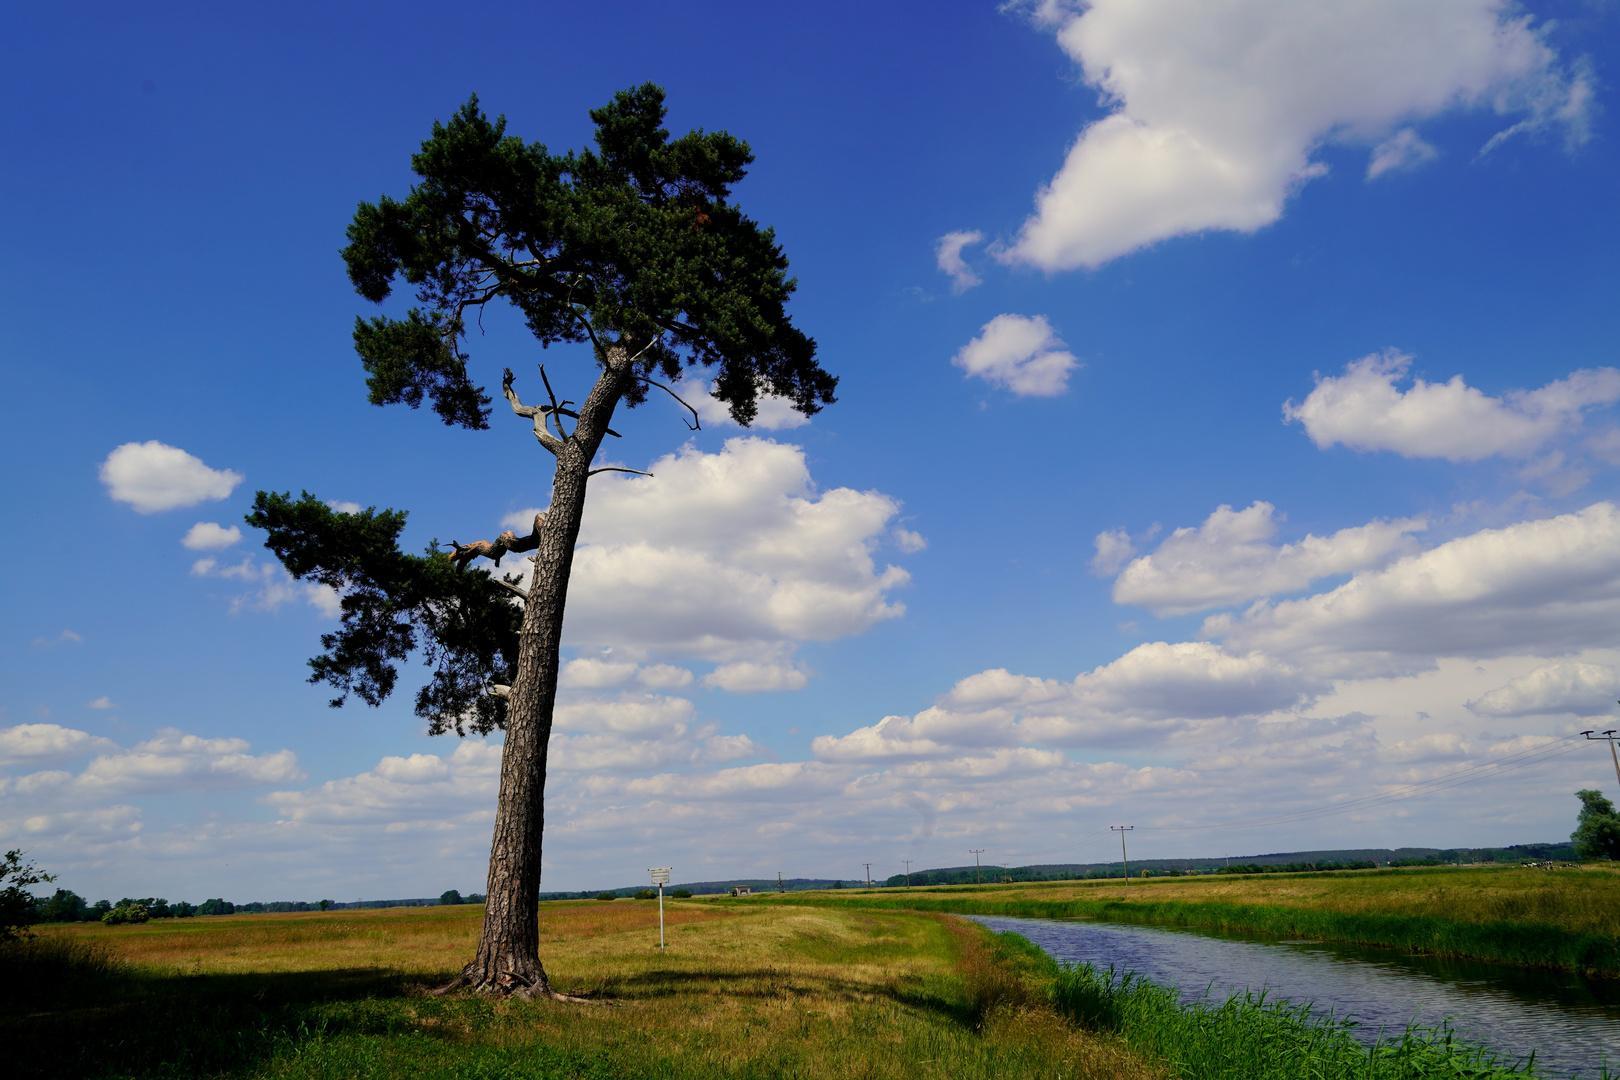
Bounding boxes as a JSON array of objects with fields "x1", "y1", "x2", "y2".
[
  {"x1": 587, "y1": 466, "x2": 653, "y2": 478},
  {"x1": 636, "y1": 375, "x2": 701, "y2": 431}
]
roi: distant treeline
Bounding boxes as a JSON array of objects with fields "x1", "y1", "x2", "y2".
[
  {"x1": 29, "y1": 888, "x2": 486, "y2": 924},
  {"x1": 879, "y1": 843, "x2": 1579, "y2": 888}
]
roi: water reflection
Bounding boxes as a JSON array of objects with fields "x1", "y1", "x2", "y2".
[{"x1": 967, "y1": 914, "x2": 1619, "y2": 1078}]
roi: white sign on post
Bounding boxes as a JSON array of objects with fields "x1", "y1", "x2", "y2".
[{"x1": 649, "y1": 867, "x2": 672, "y2": 951}]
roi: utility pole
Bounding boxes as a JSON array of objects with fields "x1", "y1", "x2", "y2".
[
  {"x1": 863, "y1": 862, "x2": 872, "y2": 888},
  {"x1": 1111, "y1": 826, "x2": 1134, "y2": 884},
  {"x1": 969, "y1": 849, "x2": 985, "y2": 885},
  {"x1": 777, "y1": 871, "x2": 784, "y2": 893},
  {"x1": 1582, "y1": 726, "x2": 1620, "y2": 789},
  {"x1": 902, "y1": 859, "x2": 912, "y2": 888}
]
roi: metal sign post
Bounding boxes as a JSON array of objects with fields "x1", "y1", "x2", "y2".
[{"x1": 649, "y1": 867, "x2": 671, "y2": 951}]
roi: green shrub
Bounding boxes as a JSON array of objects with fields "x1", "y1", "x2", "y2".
[
  {"x1": 595, "y1": 892, "x2": 617, "y2": 901},
  {"x1": 635, "y1": 889, "x2": 657, "y2": 900},
  {"x1": 672, "y1": 889, "x2": 692, "y2": 898},
  {"x1": 101, "y1": 903, "x2": 149, "y2": 926}
]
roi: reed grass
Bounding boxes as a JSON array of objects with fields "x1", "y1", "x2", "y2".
[{"x1": 764, "y1": 867, "x2": 1620, "y2": 975}]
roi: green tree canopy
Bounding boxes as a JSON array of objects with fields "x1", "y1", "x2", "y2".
[{"x1": 1573, "y1": 788, "x2": 1620, "y2": 860}]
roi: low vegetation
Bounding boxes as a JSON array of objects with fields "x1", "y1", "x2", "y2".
[
  {"x1": 764, "y1": 865, "x2": 1620, "y2": 975},
  {"x1": 1051, "y1": 961, "x2": 1541, "y2": 1079},
  {"x1": 3, "y1": 898, "x2": 1151, "y2": 1080}
]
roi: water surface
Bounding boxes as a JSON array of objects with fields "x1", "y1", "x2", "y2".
[{"x1": 968, "y1": 914, "x2": 1620, "y2": 1078}]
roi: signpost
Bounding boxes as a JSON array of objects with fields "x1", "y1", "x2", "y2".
[{"x1": 649, "y1": 867, "x2": 671, "y2": 952}]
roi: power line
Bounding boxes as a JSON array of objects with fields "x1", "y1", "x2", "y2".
[{"x1": 901, "y1": 859, "x2": 912, "y2": 888}]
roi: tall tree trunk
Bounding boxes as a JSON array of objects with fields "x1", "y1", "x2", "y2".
[{"x1": 448, "y1": 357, "x2": 631, "y2": 999}]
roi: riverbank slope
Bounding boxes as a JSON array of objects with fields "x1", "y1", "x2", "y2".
[{"x1": 747, "y1": 866, "x2": 1620, "y2": 975}]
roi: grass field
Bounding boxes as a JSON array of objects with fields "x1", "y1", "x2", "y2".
[
  {"x1": 2, "y1": 899, "x2": 1152, "y2": 1080},
  {"x1": 758, "y1": 865, "x2": 1620, "y2": 975}
]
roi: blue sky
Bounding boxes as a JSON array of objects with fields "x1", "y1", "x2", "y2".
[{"x1": 6, "y1": 0, "x2": 1620, "y2": 901}]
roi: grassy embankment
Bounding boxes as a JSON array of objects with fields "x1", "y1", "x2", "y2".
[
  {"x1": 757, "y1": 865, "x2": 1620, "y2": 975},
  {"x1": 1, "y1": 900, "x2": 1151, "y2": 1080}
]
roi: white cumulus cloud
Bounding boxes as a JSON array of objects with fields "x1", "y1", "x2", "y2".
[
  {"x1": 1284, "y1": 351, "x2": 1620, "y2": 462},
  {"x1": 1110, "y1": 501, "x2": 1426, "y2": 616},
  {"x1": 1209, "y1": 502, "x2": 1620, "y2": 676},
  {"x1": 952, "y1": 314, "x2": 1078, "y2": 397},
  {"x1": 0, "y1": 723, "x2": 119, "y2": 767},
  {"x1": 508, "y1": 438, "x2": 911, "y2": 661},
  {"x1": 100, "y1": 441, "x2": 243, "y2": 514},
  {"x1": 1468, "y1": 659, "x2": 1620, "y2": 718},
  {"x1": 683, "y1": 377, "x2": 810, "y2": 431},
  {"x1": 182, "y1": 522, "x2": 243, "y2": 550},
  {"x1": 1003, "y1": 0, "x2": 1588, "y2": 270}
]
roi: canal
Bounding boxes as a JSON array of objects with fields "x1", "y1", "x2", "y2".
[{"x1": 967, "y1": 914, "x2": 1620, "y2": 1077}]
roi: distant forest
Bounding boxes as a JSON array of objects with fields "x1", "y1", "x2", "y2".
[{"x1": 23, "y1": 842, "x2": 1579, "y2": 922}]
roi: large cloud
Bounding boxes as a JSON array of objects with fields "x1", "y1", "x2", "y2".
[
  {"x1": 1467, "y1": 659, "x2": 1620, "y2": 719},
  {"x1": 1002, "y1": 0, "x2": 1587, "y2": 270},
  {"x1": 1284, "y1": 351, "x2": 1620, "y2": 462},
  {"x1": 1209, "y1": 503, "x2": 1620, "y2": 675},
  {"x1": 100, "y1": 441, "x2": 243, "y2": 513},
  {"x1": 1109, "y1": 502, "x2": 1425, "y2": 616},
  {"x1": 515, "y1": 437, "x2": 913, "y2": 660}
]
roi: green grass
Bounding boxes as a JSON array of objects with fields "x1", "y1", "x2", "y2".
[
  {"x1": 756, "y1": 867, "x2": 1620, "y2": 975},
  {"x1": 2, "y1": 903, "x2": 1149, "y2": 1080},
  {"x1": 1049, "y1": 959, "x2": 1562, "y2": 1080}
]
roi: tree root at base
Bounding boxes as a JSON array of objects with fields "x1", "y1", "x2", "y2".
[{"x1": 428, "y1": 969, "x2": 609, "y2": 1004}]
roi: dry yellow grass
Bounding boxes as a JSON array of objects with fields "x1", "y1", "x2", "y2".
[{"x1": 24, "y1": 899, "x2": 1160, "y2": 1080}]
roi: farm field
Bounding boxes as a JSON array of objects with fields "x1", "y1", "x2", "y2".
[
  {"x1": 2, "y1": 899, "x2": 1150, "y2": 1080},
  {"x1": 761, "y1": 866, "x2": 1620, "y2": 974}
]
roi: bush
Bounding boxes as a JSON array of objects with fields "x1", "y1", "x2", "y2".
[
  {"x1": 595, "y1": 892, "x2": 617, "y2": 901},
  {"x1": 438, "y1": 889, "x2": 463, "y2": 906},
  {"x1": 196, "y1": 898, "x2": 234, "y2": 916},
  {"x1": 635, "y1": 889, "x2": 657, "y2": 900},
  {"x1": 101, "y1": 903, "x2": 149, "y2": 926},
  {"x1": 672, "y1": 889, "x2": 692, "y2": 898}
]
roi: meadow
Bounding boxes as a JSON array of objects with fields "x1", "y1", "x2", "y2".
[
  {"x1": 767, "y1": 865, "x2": 1620, "y2": 975},
  {"x1": 2, "y1": 898, "x2": 1151, "y2": 1080}
]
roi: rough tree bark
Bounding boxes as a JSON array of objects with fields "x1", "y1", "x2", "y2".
[{"x1": 439, "y1": 352, "x2": 635, "y2": 999}]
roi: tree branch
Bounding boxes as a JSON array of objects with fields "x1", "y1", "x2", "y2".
[
  {"x1": 446, "y1": 513, "x2": 546, "y2": 570},
  {"x1": 587, "y1": 466, "x2": 653, "y2": 478},
  {"x1": 491, "y1": 578, "x2": 529, "y2": 601},
  {"x1": 502, "y1": 368, "x2": 564, "y2": 455},
  {"x1": 537, "y1": 365, "x2": 570, "y2": 441},
  {"x1": 636, "y1": 375, "x2": 701, "y2": 431}
]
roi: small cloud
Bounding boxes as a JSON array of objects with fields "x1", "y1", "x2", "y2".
[
  {"x1": 1090, "y1": 528, "x2": 1136, "y2": 576},
  {"x1": 935, "y1": 230, "x2": 985, "y2": 292},
  {"x1": 327, "y1": 500, "x2": 363, "y2": 515},
  {"x1": 1367, "y1": 128, "x2": 1439, "y2": 179},
  {"x1": 893, "y1": 528, "x2": 928, "y2": 553},
  {"x1": 637, "y1": 665, "x2": 695, "y2": 690},
  {"x1": 86, "y1": 696, "x2": 116, "y2": 710},
  {"x1": 952, "y1": 314, "x2": 1078, "y2": 397},
  {"x1": 100, "y1": 441, "x2": 242, "y2": 514},
  {"x1": 32, "y1": 630, "x2": 83, "y2": 647},
  {"x1": 686, "y1": 378, "x2": 810, "y2": 431},
  {"x1": 704, "y1": 660, "x2": 810, "y2": 693},
  {"x1": 181, "y1": 522, "x2": 243, "y2": 551}
]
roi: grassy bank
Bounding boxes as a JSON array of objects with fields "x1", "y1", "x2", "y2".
[
  {"x1": 3, "y1": 900, "x2": 1149, "y2": 1080},
  {"x1": 1050, "y1": 961, "x2": 1548, "y2": 1079},
  {"x1": 754, "y1": 866, "x2": 1620, "y2": 975}
]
